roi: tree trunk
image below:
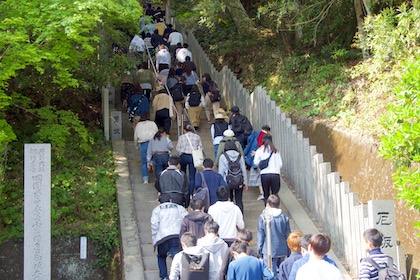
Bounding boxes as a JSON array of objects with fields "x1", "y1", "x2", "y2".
[
  {"x1": 280, "y1": 21, "x2": 292, "y2": 55},
  {"x1": 221, "y1": 0, "x2": 255, "y2": 35},
  {"x1": 353, "y1": 0, "x2": 368, "y2": 58}
]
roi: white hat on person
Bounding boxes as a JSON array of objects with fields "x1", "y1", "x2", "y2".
[{"x1": 223, "y1": 129, "x2": 235, "y2": 137}]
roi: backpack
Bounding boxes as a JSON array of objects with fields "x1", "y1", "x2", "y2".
[
  {"x1": 170, "y1": 83, "x2": 185, "y2": 101},
  {"x1": 363, "y1": 257, "x2": 406, "y2": 280},
  {"x1": 240, "y1": 115, "x2": 253, "y2": 135},
  {"x1": 223, "y1": 152, "x2": 244, "y2": 190},
  {"x1": 208, "y1": 82, "x2": 221, "y2": 102},
  {"x1": 224, "y1": 139, "x2": 238, "y2": 152},
  {"x1": 181, "y1": 252, "x2": 210, "y2": 280},
  {"x1": 128, "y1": 95, "x2": 144, "y2": 122},
  {"x1": 192, "y1": 173, "x2": 210, "y2": 212},
  {"x1": 232, "y1": 115, "x2": 253, "y2": 135},
  {"x1": 188, "y1": 90, "x2": 201, "y2": 107}
]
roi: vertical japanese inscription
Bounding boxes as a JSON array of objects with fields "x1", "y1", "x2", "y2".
[
  {"x1": 368, "y1": 200, "x2": 397, "y2": 263},
  {"x1": 111, "y1": 111, "x2": 122, "y2": 140},
  {"x1": 24, "y1": 144, "x2": 51, "y2": 280}
]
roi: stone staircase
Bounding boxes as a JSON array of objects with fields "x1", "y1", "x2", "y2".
[{"x1": 121, "y1": 108, "x2": 298, "y2": 280}]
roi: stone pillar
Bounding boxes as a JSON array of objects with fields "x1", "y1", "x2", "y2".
[
  {"x1": 108, "y1": 86, "x2": 116, "y2": 109},
  {"x1": 367, "y1": 200, "x2": 398, "y2": 262},
  {"x1": 111, "y1": 111, "x2": 122, "y2": 141},
  {"x1": 24, "y1": 144, "x2": 51, "y2": 280},
  {"x1": 102, "y1": 87, "x2": 110, "y2": 141}
]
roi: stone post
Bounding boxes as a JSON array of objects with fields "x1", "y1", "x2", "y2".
[{"x1": 24, "y1": 144, "x2": 51, "y2": 280}]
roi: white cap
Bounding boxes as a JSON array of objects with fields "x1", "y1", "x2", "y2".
[{"x1": 223, "y1": 129, "x2": 235, "y2": 137}]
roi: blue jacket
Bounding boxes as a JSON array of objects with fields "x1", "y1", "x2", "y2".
[
  {"x1": 195, "y1": 169, "x2": 227, "y2": 206},
  {"x1": 243, "y1": 130, "x2": 261, "y2": 166},
  {"x1": 227, "y1": 255, "x2": 274, "y2": 280},
  {"x1": 128, "y1": 93, "x2": 150, "y2": 116},
  {"x1": 257, "y1": 208, "x2": 291, "y2": 259},
  {"x1": 277, "y1": 252, "x2": 302, "y2": 280}
]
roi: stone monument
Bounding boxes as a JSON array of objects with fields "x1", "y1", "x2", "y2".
[{"x1": 24, "y1": 144, "x2": 51, "y2": 280}]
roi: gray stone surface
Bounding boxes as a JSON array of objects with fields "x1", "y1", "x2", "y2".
[
  {"x1": 113, "y1": 140, "x2": 145, "y2": 280},
  {"x1": 24, "y1": 144, "x2": 51, "y2": 280},
  {"x1": 111, "y1": 111, "x2": 122, "y2": 140},
  {"x1": 368, "y1": 200, "x2": 398, "y2": 263}
]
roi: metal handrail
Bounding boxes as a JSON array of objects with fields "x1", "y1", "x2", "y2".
[{"x1": 145, "y1": 46, "x2": 181, "y2": 137}]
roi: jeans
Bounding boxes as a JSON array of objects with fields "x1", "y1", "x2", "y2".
[
  {"x1": 157, "y1": 237, "x2": 181, "y2": 279},
  {"x1": 180, "y1": 153, "x2": 196, "y2": 196},
  {"x1": 139, "y1": 141, "x2": 149, "y2": 180},
  {"x1": 261, "y1": 173, "x2": 281, "y2": 206},
  {"x1": 213, "y1": 144, "x2": 219, "y2": 160},
  {"x1": 154, "y1": 154, "x2": 170, "y2": 181}
]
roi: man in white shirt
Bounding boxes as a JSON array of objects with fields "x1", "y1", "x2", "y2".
[
  {"x1": 207, "y1": 186, "x2": 244, "y2": 244},
  {"x1": 155, "y1": 44, "x2": 171, "y2": 72},
  {"x1": 168, "y1": 29, "x2": 184, "y2": 56},
  {"x1": 129, "y1": 34, "x2": 146, "y2": 61},
  {"x1": 169, "y1": 232, "x2": 207, "y2": 280},
  {"x1": 176, "y1": 43, "x2": 193, "y2": 63},
  {"x1": 197, "y1": 221, "x2": 229, "y2": 280},
  {"x1": 134, "y1": 112, "x2": 158, "y2": 183},
  {"x1": 296, "y1": 233, "x2": 342, "y2": 280}
]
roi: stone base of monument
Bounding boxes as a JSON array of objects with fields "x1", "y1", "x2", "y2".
[{"x1": 0, "y1": 236, "x2": 121, "y2": 279}]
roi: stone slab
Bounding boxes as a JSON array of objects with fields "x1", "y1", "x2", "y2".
[{"x1": 24, "y1": 144, "x2": 51, "y2": 280}]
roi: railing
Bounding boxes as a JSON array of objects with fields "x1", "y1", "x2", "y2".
[
  {"x1": 178, "y1": 25, "x2": 406, "y2": 278},
  {"x1": 145, "y1": 46, "x2": 183, "y2": 138}
]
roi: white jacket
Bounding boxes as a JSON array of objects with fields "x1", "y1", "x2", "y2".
[
  {"x1": 151, "y1": 202, "x2": 188, "y2": 246},
  {"x1": 169, "y1": 246, "x2": 204, "y2": 280},
  {"x1": 208, "y1": 201, "x2": 244, "y2": 239},
  {"x1": 253, "y1": 146, "x2": 283, "y2": 175},
  {"x1": 197, "y1": 235, "x2": 229, "y2": 280},
  {"x1": 134, "y1": 120, "x2": 158, "y2": 143}
]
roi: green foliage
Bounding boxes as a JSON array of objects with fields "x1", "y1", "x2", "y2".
[
  {"x1": 172, "y1": 0, "x2": 230, "y2": 31},
  {"x1": 0, "y1": 0, "x2": 141, "y2": 268},
  {"x1": 256, "y1": 0, "x2": 356, "y2": 49},
  {"x1": 358, "y1": 0, "x2": 420, "y2": 65},
  {"x1": 0, "y1": 0, "x2": 141, "y2": 140},
  {"x1": 256, "y1": 0, "x2": 298, "y2": 31},
  {"x1": 28, "y1": 106, "x2": 93, "y2": 154},
  {"x1": 0, "y1": 130, "x2": 119, "y2": 267},
  {"x1": 379, "y1": 59, "x2": 420, "y2": 231},
  {"x1": 268, "y1": 53, "x2": 348, "y2": 118}
]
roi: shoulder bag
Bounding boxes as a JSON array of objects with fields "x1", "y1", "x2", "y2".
[{"x1": 186, "y1": 134, "x2": 204, "y2": 168}]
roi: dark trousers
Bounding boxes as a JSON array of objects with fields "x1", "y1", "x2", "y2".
[
  {"x1": 229, "y1": 188, "x2": 244, "y2": 213},
  {"x1": 236, "y1": 133, "x2": 248, "y2": 150},
  {"x1": 157, "y1": 237, "x2": 181, "y2": 279},
  {"x1": 158, "y1": 63, "x2": 169, "y2": 72},
  {"x1": 155, "y1": 108, "x2": 171, "y2": 134},
  {"x1": 261, "y1": 173, "x2": 281, "y2": 205},
  {"x1": 180, "y1": 153, "x2": 196, "y2": 196},
  {"x1": 153, "y1": 153, "x2": 170, "y2": 181}
]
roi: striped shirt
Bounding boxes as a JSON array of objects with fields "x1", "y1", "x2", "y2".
[{"x1": 359, "y1": 248, "x2": 396, "y2": 279}]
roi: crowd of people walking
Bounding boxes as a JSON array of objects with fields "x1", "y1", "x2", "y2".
[{"x1": 126, "y1": 3, "x2": 403, "y2": 280}]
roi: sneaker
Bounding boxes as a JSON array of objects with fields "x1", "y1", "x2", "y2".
[
  {"x1": 257, "y1": 193, "x2": 264, "y2": 201},
  {"x1": 143, "y1": 179, "x2": 149, "y2": 184}
]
